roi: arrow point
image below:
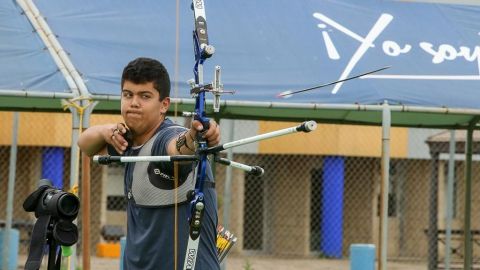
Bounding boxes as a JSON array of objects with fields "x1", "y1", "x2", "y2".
[{"x1": 277, "y1": 90, "x2": 293, "y2": 99}]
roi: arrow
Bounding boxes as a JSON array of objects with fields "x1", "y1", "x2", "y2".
[{"x1": 277, "y1": 66, "x2": 391, "y2": 98}]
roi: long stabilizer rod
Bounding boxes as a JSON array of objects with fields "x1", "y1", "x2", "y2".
[{"x1": 207, "y1": 121, "x2": 317, "y2": 153}]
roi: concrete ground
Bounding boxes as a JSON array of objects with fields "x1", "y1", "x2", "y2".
[
  {"x1": 18, "y1": 254, "x2": 429, "y2": 270},
  {"x1": 224, "y1": 256, "x2": 427, "y2": 270}
]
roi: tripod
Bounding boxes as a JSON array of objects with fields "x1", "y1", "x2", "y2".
[
  {"x1": 25, "y1": 216, "x2": 77, "y2": 270},
  {"x1": 46, "y1": 233, "x2": 62, "y2": 270}
]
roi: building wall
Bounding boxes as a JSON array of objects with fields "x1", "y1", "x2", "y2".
[
  {"x1": 3, "y1": 112, "x2": 479, "y2": 260},
  {"x1": 343, "y1": 157, "x2": 376, "y2": 255},
  {"x1": 395, "y1": 159, "x2": 430, "y2": 258},
  {"x1": 258, "y1": 121, "x2": 409, "y2": 158},
  {"x1": 215, "y1": 155, "x2": 246, "y2": 255},
  {"x1": 0, "y1": 112, "x2": 122, "y2": 147},
  {"x1": 102, "y1": 164, "x2": 127, "y2": 227},
  {"x1": 264, "y1": 155, "x2": 316, "y2": 256},
  {"x1": 217, "y1": 155, "x2": 471, "y2": 260},
  {"x1": 450, "y1": 161, "x2": 480, "y2": 258},
  {"x1": 0, "y1": 147, "x2": 42, "y2": 253}
]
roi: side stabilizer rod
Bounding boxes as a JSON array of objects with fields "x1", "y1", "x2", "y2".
[{"x1": 214, "y1": 156, "x2": 264, "y2": 177}]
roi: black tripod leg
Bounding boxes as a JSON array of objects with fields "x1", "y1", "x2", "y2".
[
  {"x1": 47, "y1": 242, "x2": 56, "y2": 270},
  {"x1": 25, "y1": 215, "x2": 52, "y2": 270},
  {"x1": 47, "y1": 241, "x2": 62, "y2": 270}
]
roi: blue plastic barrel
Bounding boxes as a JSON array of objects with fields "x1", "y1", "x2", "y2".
[
  {"x1": 350, "y1": 244, "x2": 375, "y2": 270},
  {"x1": 42, "y1": 147, "x2": 64, "y2": 188},
  {"x1": 120, "y1": 236, "x2": 126, "y2": 270},
  {"x1": 0, "y1": 228, "x2": 20, "y2": 270},
  {"x1": 321, "y1": 156, "x2": 344, "y2": 258}
]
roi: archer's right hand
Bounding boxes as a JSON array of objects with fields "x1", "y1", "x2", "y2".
[{"x1": 109, "y1": 123, "x2": 130, "y2": 154}]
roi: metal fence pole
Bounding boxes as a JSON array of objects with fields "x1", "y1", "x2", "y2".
[
  {"x1": 379, "y1": 101, "x2": 391, "y2": 270},
  {"x1": 463, "y1": 117, "x2": 479, "y2": 270},
  {"x1": 3, "y1": 112, "x2": 19, "y2": 270},
  {"x1": 444, "y1": 130, "x2": 456, "y2": 270},
  {"x1": 221, "y1": 119, "x2": 235, "y2": 270},
  {"x1": 428, "y1": 151, "x2": 439, "y2": 270}
]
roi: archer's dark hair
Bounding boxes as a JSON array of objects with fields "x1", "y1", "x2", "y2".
[{"x1": 121, "y1": 57, "x2": 171, "y2": 100}]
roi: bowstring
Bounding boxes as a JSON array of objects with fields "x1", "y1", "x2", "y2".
[
  {"x1": 174, "y1": 162, "x2": 179, "y2": 270},
  {"x1": 173, "y1": 0, "x2": 181, "y2": 269}
]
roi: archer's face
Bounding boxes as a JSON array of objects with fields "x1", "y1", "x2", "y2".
[{"x1": 121, "y1": 81, "x2": 169, "y2": 136}]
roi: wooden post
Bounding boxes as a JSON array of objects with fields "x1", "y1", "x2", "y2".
[{"x1": 82, "y1": 153, "x2": 91, "y2": 270}]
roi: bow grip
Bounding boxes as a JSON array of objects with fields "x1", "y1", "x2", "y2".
[
  {"x1": 202, "y1": 120, "x2": 210, "y2": 131},
  {"x1": 195, "y1": 115, "x2": 210, "y2": 133}
]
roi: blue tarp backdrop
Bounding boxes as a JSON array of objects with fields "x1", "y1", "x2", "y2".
[{"x1": 1, "y1": 1, "x2": 479, "y2": 108}]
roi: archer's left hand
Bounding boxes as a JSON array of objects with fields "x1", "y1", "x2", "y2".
[{"x1": 190, "y1": 119, "x2": 220, "y2": 147}]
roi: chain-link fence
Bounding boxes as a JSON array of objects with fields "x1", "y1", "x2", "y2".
[{"x1": 1, "y1": 111, "x2": 479, "y2": 269}]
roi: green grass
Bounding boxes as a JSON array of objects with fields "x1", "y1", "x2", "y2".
[{"x1": 243, "y1": 259, "x2": 254, "y2": 270}]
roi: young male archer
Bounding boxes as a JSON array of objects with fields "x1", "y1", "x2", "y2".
[{"x1": 78, "y1": 57, "x2": 221, "y2": 270}]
